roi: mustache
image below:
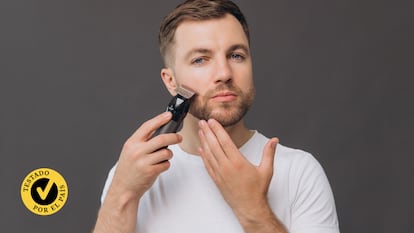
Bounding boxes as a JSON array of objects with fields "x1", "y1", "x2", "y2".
[{"x1": 203, "y1": 83, "x2": 243, "y2": 98}]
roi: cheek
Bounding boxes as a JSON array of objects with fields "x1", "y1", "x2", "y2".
[
  {"x1": 175, "y1": 70, "x2": 210, "y2": 97},
  {"x1": 175, "y1": 79, "x2": 206, "y2": 97},
  {"x1": 235, "y1": 68, "x2": 254, "y2": 88}
]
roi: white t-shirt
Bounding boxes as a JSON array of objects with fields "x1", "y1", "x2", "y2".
[{"x1": 101, "y1": 131, "x2": 340, "y2": 233}]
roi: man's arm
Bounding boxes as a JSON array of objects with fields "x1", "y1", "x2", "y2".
[
  {"x1": 235, "y1": 203, "x2": 288, "y2": 233},
  {"x1": 92, "y1": 112, "x2": 182, "y2": 233},
  {"x1": 93, "y1": 188, "x2": 140, "y2": 233},
  {"x1": 198, "y1": 119, "x2": 287, "y2": 233}
]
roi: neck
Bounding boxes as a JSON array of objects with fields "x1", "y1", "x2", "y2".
[{"x1": 178, "y1": 114, "x2": 254, "y2": 155}]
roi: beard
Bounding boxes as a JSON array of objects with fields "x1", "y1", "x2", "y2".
[{"x1": 189, "y1": 83, "x2": 255, "y2": 127}]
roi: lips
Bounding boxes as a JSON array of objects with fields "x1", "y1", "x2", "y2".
[{"x1": 211, "y1": 91, "x2": 237, "y2": 102}]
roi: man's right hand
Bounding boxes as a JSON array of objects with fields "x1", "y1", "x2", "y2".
[
  {"x1": 107, "y1": 111, "x2": 182, "y2": 201},
  {"x1": 93, "y1": 112, "x2": 182, "y2": 233}
]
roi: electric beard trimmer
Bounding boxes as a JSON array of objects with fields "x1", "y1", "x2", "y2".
[{"x1": 152, "y1": 86, "x2": 195, "y2": 137}]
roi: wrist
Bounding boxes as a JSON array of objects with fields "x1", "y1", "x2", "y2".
[
  {"x1": 234, "y1": 201, "x2": 288, "y2": 233},
  {"x1": 94, "y1": 188, "x2": 140, "y2": 233},
  {"x1": 104, "y1": 185, "x2": 140, "y2": 211},
  {"x1": 234, "y1": 200, "x2": 272, "y2": 224}
]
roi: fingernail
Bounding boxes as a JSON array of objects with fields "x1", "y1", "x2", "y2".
[{"x1": 271, "y1": 139, "x2": 278, "y2": 149}]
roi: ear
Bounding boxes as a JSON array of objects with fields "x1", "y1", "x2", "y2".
[{"x1": 161, "y1": 68, "x2": 178, "y2": 96}]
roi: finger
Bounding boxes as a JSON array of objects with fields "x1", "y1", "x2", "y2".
[
  {"x1": 129, "y1": 112, "x2": 172, "y2": 141},
  {"x1": 198, "y1": 128, "x2": 219, "y2": 170},
  {"x1": 198, "y1": 120, "x2": 228, "y2": 162},
  {"x1": 147, "y1": 159, "x2": 172, "y2": 175},
  {"x1": 259, "y1": 137, "x2": 279, "y2": 177},
  {"x1": 207, "y1": 119, "x2": 239, "y2": 160},
  {"x1": 146, "y1": 148, "x2": 174, "y2": 165},
  {"x1": 135, "y1": 149, "x2": 174, "y2": 177},
  {"x1": 198, "y1": 146, "x2": 217, "y2": 182},
  {"x1": 145, "y1": 133, "x2": 182, "y2": 153}
]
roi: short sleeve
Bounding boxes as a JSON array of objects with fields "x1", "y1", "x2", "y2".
[
  {"x1": 100, "y1": 163, "x2": 117, "y2": 204},
  {"x1": 289, "y1": 152, "x2": 340, "y2": 233}
]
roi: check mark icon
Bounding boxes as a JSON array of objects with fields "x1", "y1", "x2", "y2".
[{"x1": 36, "y1": 179, "x2": 54, "y2": 200}]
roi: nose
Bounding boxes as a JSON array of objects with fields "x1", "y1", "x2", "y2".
[{"x1": 214, "y1": 57, "x2": 232, "y2": 84}]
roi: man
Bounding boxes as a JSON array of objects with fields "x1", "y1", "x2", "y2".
[{"x1": 93, "y1": 0, "x2": 339, "y2": 232}]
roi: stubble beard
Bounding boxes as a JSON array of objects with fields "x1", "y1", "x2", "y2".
[{"x1": 189, "y1": 83, "x2": 255, "y2": 127}]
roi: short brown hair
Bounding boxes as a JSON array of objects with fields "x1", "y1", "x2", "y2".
[{"x1": 159, "y1": 0, "x2": 250, "y2": 66}]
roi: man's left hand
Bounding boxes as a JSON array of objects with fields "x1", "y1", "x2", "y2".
[{"x1": 197, "y1": 119, "x2": 279, "y2": 218}]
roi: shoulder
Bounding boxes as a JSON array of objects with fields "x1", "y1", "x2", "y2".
[
  {"x1": 243, "y1": 131, "x2": 322, "y2": 170},
  {"x1": 252, "y1": 131, "x2": 321, "y2": 168},
  {"x1": 272, "y1": 142, "x2": 339, "y2": 231},
  {"x1": 253, "y1": 132, "x2": 330, "y2": 195},
  {"x1": 276, "y1": 143, "x2": 322, "y2": 172},
  {"x1": 275, "y1": 143, "x2": 329, "y2": 193}
]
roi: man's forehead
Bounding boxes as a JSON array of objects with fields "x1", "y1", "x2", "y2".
[{"x1": 173, "y1": 15, "x2": 248, "y2": 50}]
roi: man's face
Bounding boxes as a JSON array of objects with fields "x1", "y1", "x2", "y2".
[{"x1": 170, "y1": 14, "x2": 255, "y2": 127}]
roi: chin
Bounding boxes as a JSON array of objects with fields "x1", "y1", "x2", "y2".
[
  {"x1": 192, "y1": 104, "x2": 249, "y2": 127},
  {"x1": 189, "y1": 88, "x2": 254, "y2": 127}
]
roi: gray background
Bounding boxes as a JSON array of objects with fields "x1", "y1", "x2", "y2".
[{"x1": 1, "y1": 0, "x2": 413, "y2": 232}]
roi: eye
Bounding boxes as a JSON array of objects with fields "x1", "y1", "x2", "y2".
[
  {"x1": 191, "y1": 57, "x2": 207, "y2": 65},
  {"x1": 230, "y1": 53, "x2": 245, "y2": 62}
]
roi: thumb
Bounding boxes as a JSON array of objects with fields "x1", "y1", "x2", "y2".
[{"x1": 259, "y1": 137, "x2": 279, "y2": 176}]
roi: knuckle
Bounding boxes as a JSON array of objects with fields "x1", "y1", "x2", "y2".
[
  {"x1": 122, "y1": 140, "x2": 144, "y2": 158},
  {"x1": 145, "y1": 166, "x2": 157, "y2": 176},
  {"x1": 123, "y1": 139, "x2": 134, "y2": 150},
  {"x1": 232, "y1": 160, "x2": 244, "y2": 171},
  {"x1": 142, "y1": 119, "x2": 157, "y2": 131},
  {"x1": 134, "y1": 157, "x2": 147, "y2": 169},
  {"x1": 144, "y1": 117, "x2": 156, "y2": 126},
  {"x1": 162, "y1": 149, "x2": 173, "y2": 159},
  {"x1": 160, "y1": 161, "x2": 171, "y2": 171},
  {"x1": 122, "y1": 143, "x2": 136, "y2": 158},
  {"x1": 156, "y1": 135, "x2": 167, "y2": 145},
  {"x1": 166, "y1": 149, "x2": 173, "y2": 158}
]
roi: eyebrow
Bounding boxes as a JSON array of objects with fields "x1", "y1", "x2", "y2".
[
  {"x1": 184, "y1": 43, "x2": 250, "y2": 61},
  {"x1": 184, "y1": 48, "x2": 212, "y2": 61},
  {"x1": 227, "y1": 44, "x2": 250, "y2": 56}
]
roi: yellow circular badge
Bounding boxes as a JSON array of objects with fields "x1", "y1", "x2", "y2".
[{"x1": 20, "y1": 168, "x2": 68, "y2": 216}]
